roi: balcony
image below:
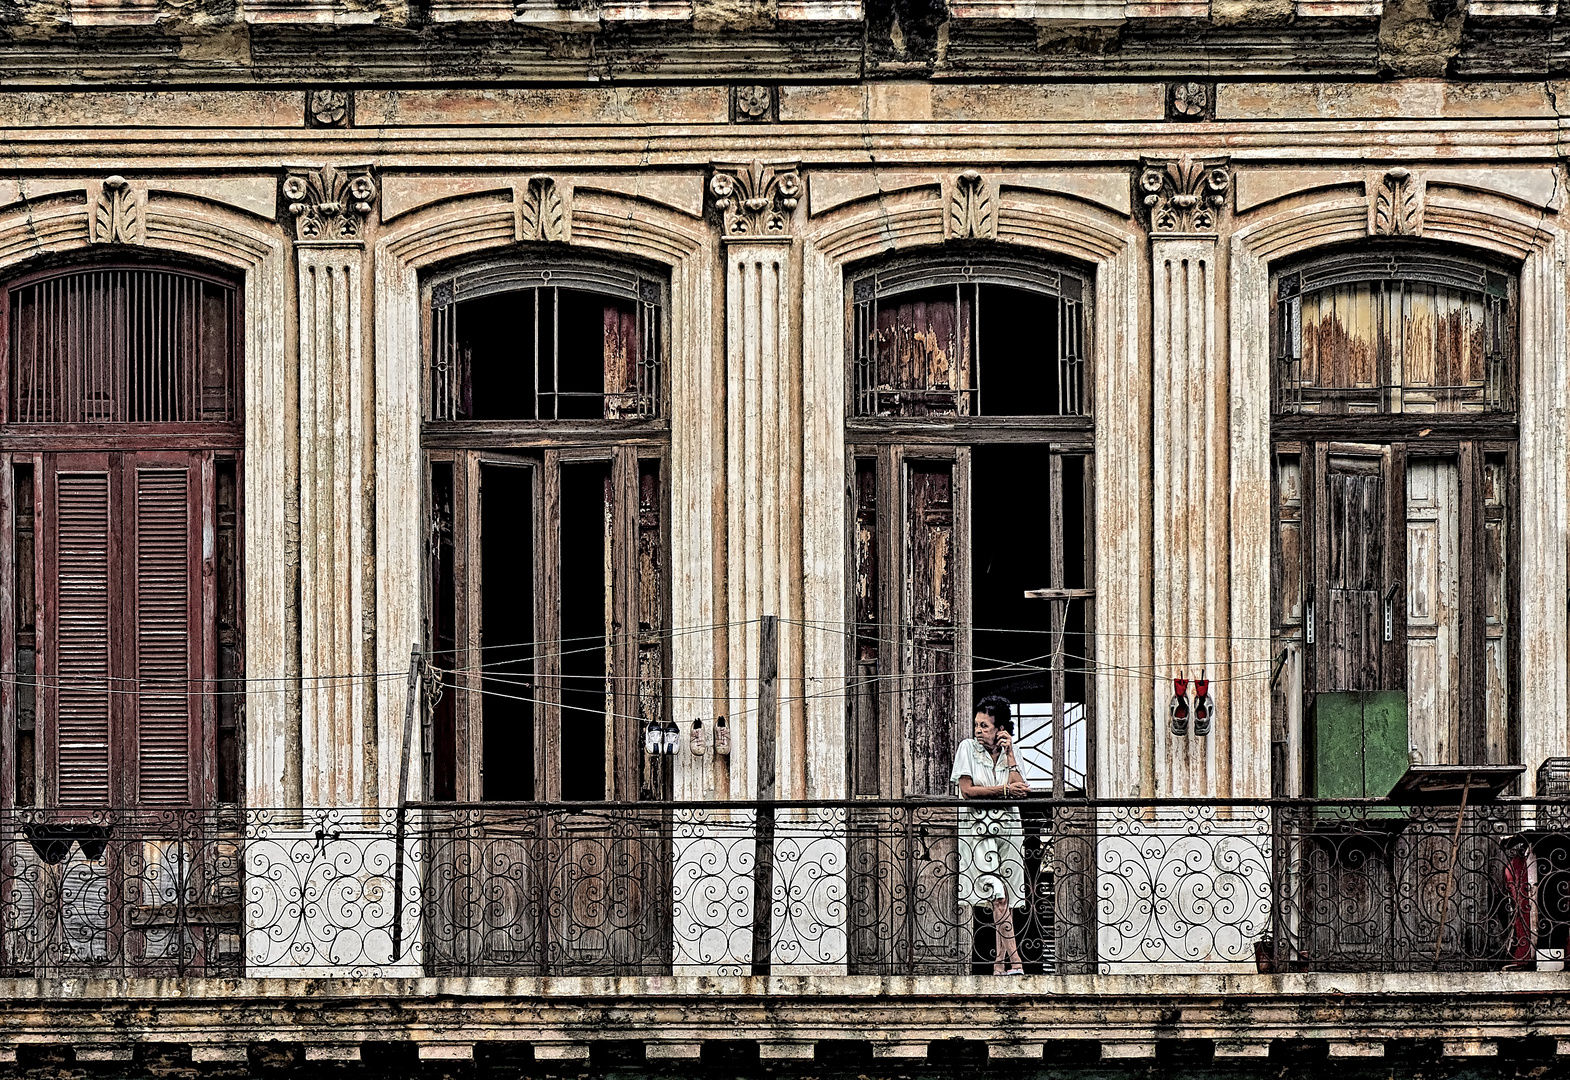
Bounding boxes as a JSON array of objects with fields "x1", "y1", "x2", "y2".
[{"x1": 0, "y1": 798, "x2": 1562, "y2": 980}]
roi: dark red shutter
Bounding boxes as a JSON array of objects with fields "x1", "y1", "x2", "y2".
[
  {"x1": 40, "y1": 453, "x2": 206, "y2": 808},
  {"x1": 131, "y1": 460, "x2": 199, "y2": 806},
  {"x1": 48, "y1": 462, "x2": 114, "y2": 807}
]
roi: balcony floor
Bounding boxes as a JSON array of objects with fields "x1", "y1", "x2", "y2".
[{"x1": 0, "y1": 971, "x2": 1568, "y2": 1067}]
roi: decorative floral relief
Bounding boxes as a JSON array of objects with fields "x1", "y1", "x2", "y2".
[
  {"x1": 710, "y1": 160, "x2": 801, "y2": 236},
  {"x1": 733, "y1": 85, "x2": 773, "y2": 122},
  {"x1": 89, "y1": 175, "x2": 142, "y2": 245},
  {"x1": 1168, "y1": 81, "x2": 1212, "y2": 121},
  {"x1": 281, "y1": 165, "x2": 376, "y2": 243},
  {"x1": 518, "y1": 176, "x2": 567, "y2": 242},
  {"x1": 1140, "y1": 157, "x2": 1230, "y2": 233},
  {"x1": 947, "y1": 171, "x2": 997, "y2": 241},
  {"x1": 308, "y1": 89, "x2": 350, "y2": 128},
  {"x1": 1372, "y1": 167, "x2": 1423, "y2": 236}
]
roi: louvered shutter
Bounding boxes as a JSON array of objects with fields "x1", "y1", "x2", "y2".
[
  {"x1": 40, "y1": 452, "x2": 207, "y2": 807},
  {"x1": 130, "y1": 459, "x2": 201, "y2": 806},
  {"x1": 45, "y1": 457, "x2": 115, "y2": 807}
]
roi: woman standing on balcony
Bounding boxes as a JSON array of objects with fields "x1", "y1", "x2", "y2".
[{"x1": 952, "y1": 696, "x2": 1030, "y2": 976}]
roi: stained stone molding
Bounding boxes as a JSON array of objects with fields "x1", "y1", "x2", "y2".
[
  {"x1": 710, "y1": 160, "x2": 801, "y2": 238},
  {"x1": 307, "y1": 89, "x2": 351, "y2": 128},
  {"x1": 89, "y1": 175, "x2": 143, "y2": 245},
  {"x1": 1140, "y1": 157, "x2": 1230, "y2": 234},
  {"x1": 517, "y1": 176, "x2": 568, "y2": 242},
  {"x1": 282, "y1": 165, "x2": 377, "y2": 244},
  {"x1": 1371, "y1": 167, "x2": 1423, "y2": 236},
  {"x1": 297, "y1": 245, "x2": 374, "y2": 807},
  {"x1": 946, "y1": 170, "x2": 998, "y2": 240}
]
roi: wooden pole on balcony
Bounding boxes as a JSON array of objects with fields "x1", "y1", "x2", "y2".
[
  {"x1": 392, "y1": 643, "x2": 422, "y2": 963},
  {"x1": 751, "y1": 615, "x2": 778, "y2": 977}
]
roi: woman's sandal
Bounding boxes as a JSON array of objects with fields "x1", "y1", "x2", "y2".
[{"x1": 1002, "y1": 967, "x2": 1025, "y2": 976}]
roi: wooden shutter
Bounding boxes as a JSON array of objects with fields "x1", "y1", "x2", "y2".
[
  {"x1": 46, "y1": 457, "x2": 115, "y2": 808},
  {"x1": 39, "y1": 452, "x2": 207, "y2": 807},
  {"x1": 904, "y1": 461, "x2": 957, "y2": 796},
  {"x1": 874, "y1": 291, "x2": 971, "y2": 418},
  {"x1": 130, "y1": 459, "x2": 201, "y2": 806}
]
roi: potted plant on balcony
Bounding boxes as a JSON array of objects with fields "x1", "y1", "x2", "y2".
[{"x1": 1253, "y1": 935, "x2": 1276, "y2": 974}]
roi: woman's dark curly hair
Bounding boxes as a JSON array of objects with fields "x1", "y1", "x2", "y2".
[{"x1": 974, "y1": 695, "x2": 1014, "y2": 735}]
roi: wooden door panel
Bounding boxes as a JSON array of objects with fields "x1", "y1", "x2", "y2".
[
  {"x1": 1315, "y1": 452, "x2": 1396, "y2": 695},
  {"x1": 904, "y1": 462, "x2": 957, "y2": 798},
  {"x1": 1405, "y1": 458, "x2": 1459, "y2": 764}
]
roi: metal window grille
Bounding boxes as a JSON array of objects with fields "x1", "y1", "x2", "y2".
[
  {"x1": 8, "y1": 268, "x2": 238, "y2": 425},
  {"x1": 1275, "y1": 251, "x2": 1513, "y2": 416},
  {"x1": 428, "y1": 262, "x2": 664, "y2": 422},
  {"x1": 850, "y1": 258, "x2": 1090, "y2": 419}
]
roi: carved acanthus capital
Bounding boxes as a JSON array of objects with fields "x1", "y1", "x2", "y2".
[
  {"x1": 1139, "y1": 157, "x2": 1230, "y2": 234},
  {"x1": 710, "y1": 160, "x2": 801, "y2": 237},
  {"x1": 281, "y1": 165, "x2": 376, "y2": 243},
  {"x1": 89, "y1": 175, "x2": 143, "y2": 246},
  {"x1": 1371, "y1": 167, "x2": 1423, "y2": 236}
]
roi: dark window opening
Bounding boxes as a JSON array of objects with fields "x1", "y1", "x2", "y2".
[
  {"x1": 972, "y1": 446, "x2": 1090, "y2": 795},
  {"x1": 424, "y1": 257, "x2": 669, "y2": 810},
  {"x1": 480, "y1": 462, "x2": 534, "y2": 802},
  {"x1": 428, "y1": 461, "x2": 458, "y2": 803},
  {"x1": 430, "y1": 267, "x2": 662, "y2": 423},
  {"x1": 558, "y1": 461, "x2": 611, "y2": 802}
]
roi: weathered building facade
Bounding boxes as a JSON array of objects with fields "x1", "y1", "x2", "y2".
[{"x1": 2, "y1": 0, "x2": 1570, "y2": 1068}]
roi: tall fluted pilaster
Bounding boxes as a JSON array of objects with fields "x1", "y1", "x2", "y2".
[{"x1": 285, "y1": 166, "x2": 378, "y2": 808}]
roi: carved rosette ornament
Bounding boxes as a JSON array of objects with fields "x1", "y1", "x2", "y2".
[
  {"x1": 308, "y1": 89, "x2": 350, "y2": 128},
  {"x1": 710, "y1": 160, "x2": 801, "y2": 237},
  {"x1": 1372, "y1": 167, "x2": 1423, "y2": 236},
  {"x1": 733, "y1": 85, "x2": 774, "y2": 122},
  {"x1": 89, "y1": 175, "x2": 143, "y2": 245},
  {"x1": 1140, "y1": 157, "x2": 1230, "y2": 234},
  {"x1": 518, "y1": 176, "x2": 567, "y2": 242},
  {"x1": 1168, "y1": 82, "x2": 1213, "y2": 121},
  {"x1": 947, "y1": 171, "x2": 997, "y2": 241},
  {"x1": 282, "y1": 165, "x2": 377, "y2": 243}
]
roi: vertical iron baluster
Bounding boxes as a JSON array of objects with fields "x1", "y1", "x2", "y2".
[{"x1": 552, "y1": 286, "x2": 560, "y2": 420}]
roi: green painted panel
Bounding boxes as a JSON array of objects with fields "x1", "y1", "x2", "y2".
[
  {"x1": 1360, "y1": 690, "x2": 1409, "y2": 799},
  {"x1": 1312, "y1": 691, "x2": 1409, "y2": 799},
  {"x1": 1314, "y1": 692, "x2": 1367, "y2": 799}
]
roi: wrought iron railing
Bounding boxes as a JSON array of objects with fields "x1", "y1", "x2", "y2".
[{"x1": 0, "y1": 800, "x2": 1563, "y2": 977}]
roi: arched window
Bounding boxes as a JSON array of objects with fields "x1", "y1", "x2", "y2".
[
  {"x1": 1270, "y1": 246, "x2": 1517, "y2": 794},
  {"x1": 851, "y1": 255, "x2": 1086, "y2": 419},
  {"x1": 429, "y1": 259, "x2": 662, "y2": 422},
  {"x1": 845, "y1": 251, "x2": 1094, "y2": 801},
  {"x1": 423, "y1": 255, "x2": 668, "y2": 806},
  {"x1": 0, "y1": 263, "x2": 244, "y2": 809}
]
